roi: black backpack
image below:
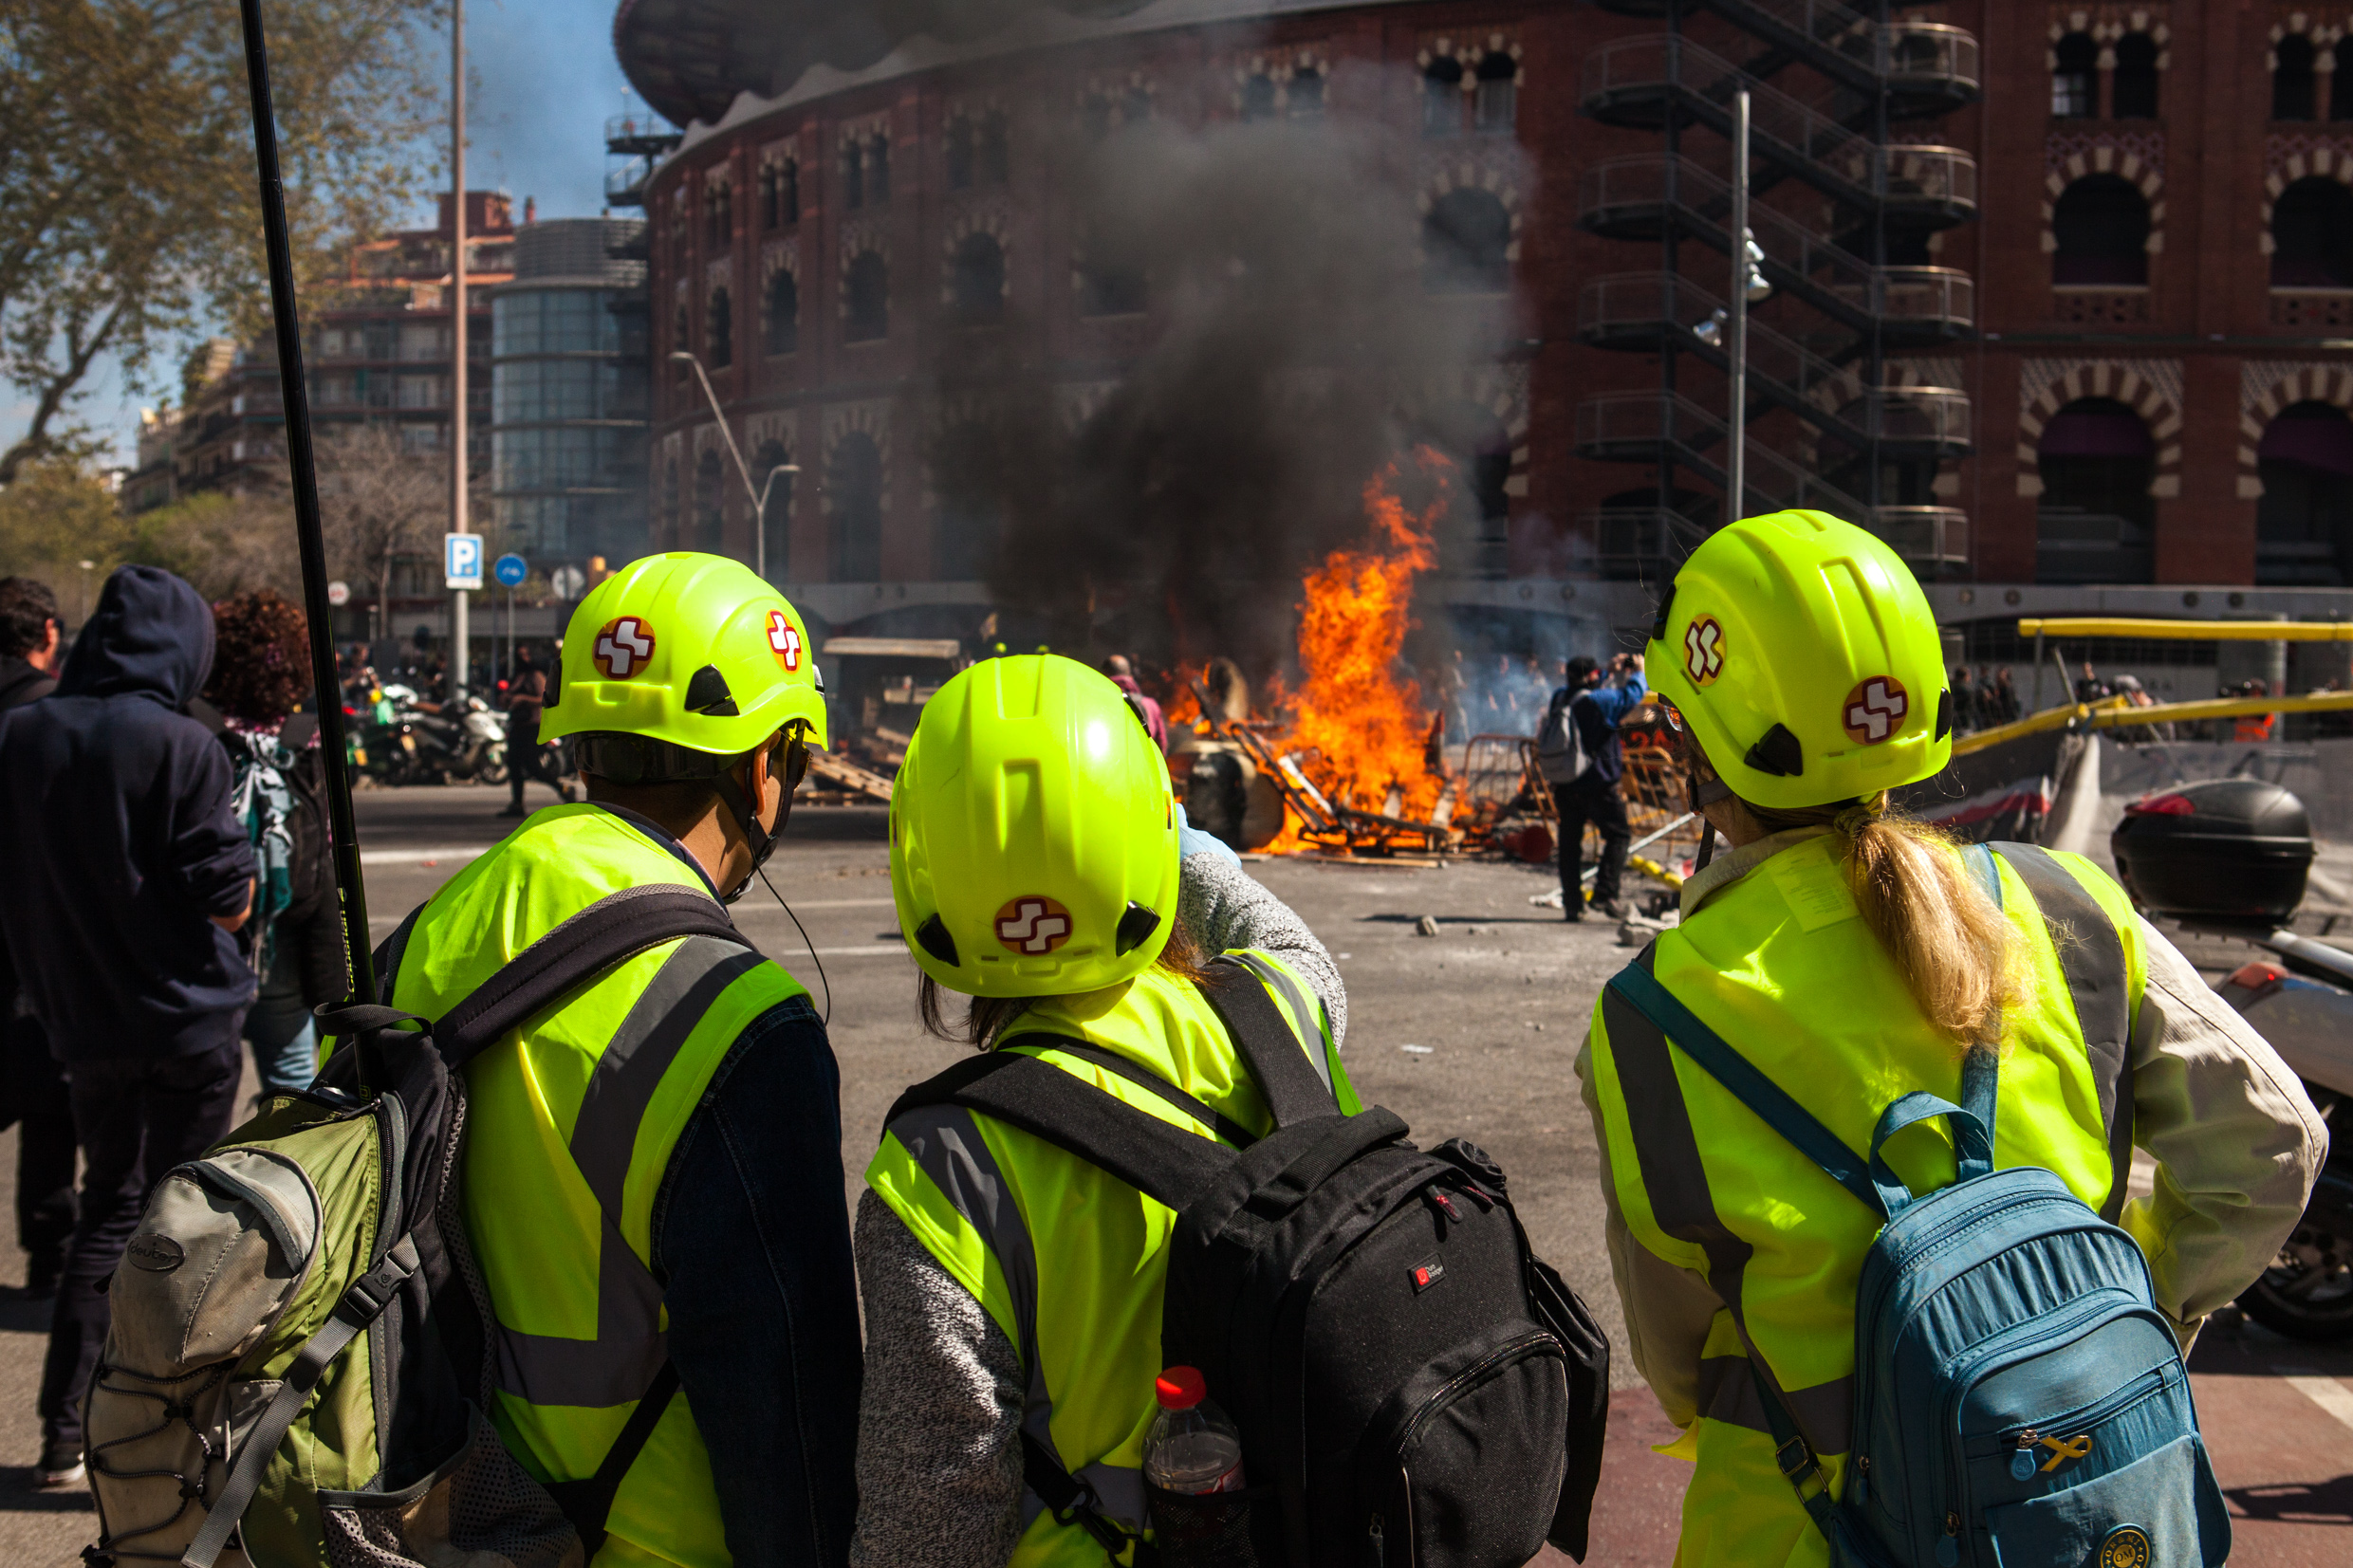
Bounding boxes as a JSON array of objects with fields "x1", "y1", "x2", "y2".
[{"x1": 890, "y1": 956, "x2": 1608, "y2": 1568}]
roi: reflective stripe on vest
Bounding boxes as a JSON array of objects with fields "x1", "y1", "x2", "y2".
[
  {"x1": 1591, "y1": 843, "x2": 2142, "y2": 1456},
  {"x1": 866, "y1": 950, "x2": 1354, "y2": 1568},
  {"x1": 392, "y1": 805, "x2": 807, "y2": 1568}
]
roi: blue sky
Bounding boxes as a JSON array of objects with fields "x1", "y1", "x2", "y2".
[{"x1": 5, "y1": 0, "x2": 641, "y2": 468}]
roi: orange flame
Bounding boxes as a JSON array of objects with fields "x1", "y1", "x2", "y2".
[{"x1": 1259, "y1": 452, "x2": 1452, "y2": 852}]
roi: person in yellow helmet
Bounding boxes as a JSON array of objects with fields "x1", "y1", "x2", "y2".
[
  {"x1": 380, "y1": 553, "x2": 861, "y2": 1566},
  {"x1": 849, "y1": 654, "x2": 1355, "y2": 1568},
  {"x1": 1577, "y1": 510, "x2": 2323, "y2": 1568}
]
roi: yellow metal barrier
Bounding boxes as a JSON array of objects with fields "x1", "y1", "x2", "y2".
[
  {"x1": 1951, "y1": 691, "x2": 2353, "y2": 757},
  {"x1": 2015, "y1": 618, "x2": 2353, "y2": 641}
]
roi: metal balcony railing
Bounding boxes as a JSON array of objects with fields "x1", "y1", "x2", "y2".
[
  {"x1": 1577, "y1": 274, "x2": 1973, "y2": 453},
  {"x1": 604, "y1": 157, "x2": 657, "y2": 207},
  {"x1": 1870, "y1": 507, "x2": 1970, "y2": 569},
  {"x1": 1579, "y1": 156, "x2": 1974, "y2": 335},
  {"x1": 1584, "y1": 507, "x2": 1714, "y2": 580},
  {"x1": 1575, "y1": 391, "x2": 1870, "y2": 520},
  {"x1": 1582, "y1": 38, "x2": 1976, "y2": 220}
]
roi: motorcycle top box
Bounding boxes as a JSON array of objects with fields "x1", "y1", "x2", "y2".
[{"x1": 2110, "y1": 778, "x2": 2314, "y2": 924}]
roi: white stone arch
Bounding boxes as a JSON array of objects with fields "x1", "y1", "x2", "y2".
[
  {"x1": 2015, "y1": 359, "x2": 2184, "y2": 497},
  {"x1": 940, "y1": 209, "x2": 1013, "y2": 305},
  {"x1": 2261, "y1": 144, "x2": 2353, "y2": 253},
  {"x1": 1416, "y1": 31, "x2": 1527, "y2": 83},
  {"x1": 1231, "y1": 44, "x2": 1333, "y2": 114},
  {"x1": 1417, "y1": 164, "x2": 1527, "y2": 267},
  {"x1": 2238, "y1": 361, "x2": 2353, "y2": 496},
  {"x1": 2041, "y1": 147, "x2": 2166, "y2": 258}
]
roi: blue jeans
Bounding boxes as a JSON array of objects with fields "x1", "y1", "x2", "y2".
[{"x1": 244, "y1": 943, "x2": 317, "y2": 1094}]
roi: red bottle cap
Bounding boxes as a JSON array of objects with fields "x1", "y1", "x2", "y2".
[{"x1": 1155, "y1": 1366, "x2": 1207, "y2": 1410}]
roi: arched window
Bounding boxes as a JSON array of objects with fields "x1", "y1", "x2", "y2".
[
  {"x1": 2272, "y1": 176, "x2": 2353, "y2": 287},
  {"x1": 1288, "y1": 68, "x2": 1325, "y2": 120},
  {"x1": 979, "y1": 110, "x2": 1010, "y2": 184},
  {"x1": 2051, "y1": 175, "x2": 2150, "y2": 286},
  {"x1": 1423, "y1": 58, "x2": 1464, "y2": 137},
  {"x1": 671, "y1": 301, "x2": 692, "y2": 377},
  {"x1": 752, "y1": 438, "x2": 793, "y2": 578},
  {"x1": 2276, "y1": 34, "x2": 2317, "y2": 120},
  {"x1": 762, "y1": 163, "x2": 783, "y2": 229},
  {"x1": 2052, "y1": 32, "x2": 2098, "y2": 118},
  {"x1": 828, "y1": 434, "x2": 883, "y2": 581},
  {"x1": 868, "y1": 134, "x2": 891, "y2": 203},
  {"x1": 2036, "y1": 397, "x2": 2156, "y2": 584},
  {"x1": 844, "y1": 251, "x2": 889, "y2": 341},
  {"x1": 2336, "y1": 40, "x2": 2353, "y2": 120},
  {"x1": 842, "y1": 140, "x2": 864, "y2": 210},
  {"x1": 952, "y1": 232, "x2": 1006, "y2": 323},
  {"x1": 930, "y1": 423, "x2": 1002, "y2": 580},
  {"x1": 704, "y1": 183, "x2": 731, "y2": 247},
  {"x1": 782, "y1": 159, "x2": 800, "y2": 224},
  {"x1": 765, "y1": 268, "x2": 799, "y2": 355},
  {"x1": 2257, "y1": 401, "x2": 2353, "y2": 584},
  {"x1": 706, "y1": 286, "x2": 732, "y2": 368},
  {"x1": 946, "y1": 117, "x2": 975, "y2": 191},
  {"x1": 1240, "y1": 73, "x2": 1278, "y2": 121},
  {"x1": 1422, "y1": 188, "x2": 1511, "y2": 293},
  {"x1": 695, "y1": 449, "x2": 726, "y2": 552},
  {"x1": 1474, "y1": 51, "x2": 1518, "y2": 134},
  {"x1": 2113, "y1": 33, "x2": 2159, "y2": 119}
]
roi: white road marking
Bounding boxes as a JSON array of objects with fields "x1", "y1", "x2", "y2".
[
  {"x1": 2281, "y1": 1372, "x2": 2353, "y2": 1434},
  {"x1": 806, "y1": 945, "x2": 911, "y2": 957}
]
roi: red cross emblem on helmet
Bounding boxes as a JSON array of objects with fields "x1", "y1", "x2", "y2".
[
  {"x1": 1843, "y1": 674, "x2": 1909, "y2": 746},
  {"x1": 768, "y1": 610, "x2": 802, "y2": 671},
  {"x1": 995, "y1": 895, "x2": 1073, "y2": 955},
  {"x1": 593, "y1": 617, "x2": 656, "y2": 679}
]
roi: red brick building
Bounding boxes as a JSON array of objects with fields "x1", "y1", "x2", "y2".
[{"x1": 613, "y1": 0, "x2": 2353, "y2": 647}]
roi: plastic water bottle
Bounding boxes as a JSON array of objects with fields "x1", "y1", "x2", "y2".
[{"x1": 1142, "y1": 1366, "x2": 1245, "y2": 1494}]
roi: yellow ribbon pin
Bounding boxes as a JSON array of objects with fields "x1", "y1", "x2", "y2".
[{"x1": 2038, "y1": 1434, "x2": 2095, "y2": 1472}]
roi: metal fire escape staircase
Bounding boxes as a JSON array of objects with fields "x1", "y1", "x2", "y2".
[{"x1": 1575, "y1": 0, "x2": 1982, "y2": 577}]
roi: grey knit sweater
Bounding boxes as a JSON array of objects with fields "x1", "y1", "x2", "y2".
[{"x1": 848, "y1": 852, "x2": 1345, "y2": 1568}]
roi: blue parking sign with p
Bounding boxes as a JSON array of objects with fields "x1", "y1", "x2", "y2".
[
  {"x1": 493, "y1": 552, "x2": 528, "y2": 588},
  {"x1": 444, "y1": 532, "x2": 484, "y2": 590}
]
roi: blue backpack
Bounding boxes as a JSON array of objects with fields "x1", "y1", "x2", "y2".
[{"x1": 1604, "y1": 845, "x2": 2230, "y2": 1568}]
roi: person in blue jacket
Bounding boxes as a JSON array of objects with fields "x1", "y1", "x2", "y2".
[{"x1": 1546, "y1": 652, "x2": 1646, "y2": 920}]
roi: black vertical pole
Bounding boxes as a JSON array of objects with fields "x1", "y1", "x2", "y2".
[{"x1": 233, "y1": 0, "x2": 379, "y2": 1040}]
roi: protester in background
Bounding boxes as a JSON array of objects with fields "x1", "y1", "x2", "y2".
[
  {"x1": 2076, "y1": 659, "x2": 2111, "y2": 703},
  {"x1": 1544, "y1": 652, "x2": 1648, "y2": 921},
  {"x1": 1992, "y1": 665, "x2": 2022, "y2": 724},
  {"x1": 2235, "y1": 677, "x2": 2279, "y2": 743},
  {"x1": 499, "y1": 643, "x2": 575, "y2": 818},
  {"x1": 0, "y1": 577, "x2": 74, "y2": 1303},
  {"x1": 201, "y1": 589, "x2": 346, "y2": 1096},
  {"x1": 1102, "y1": 653, "x2": 1168, "y2": 754},
  {"x1": 1950, "y1": 663, "x2": 1979, "y2": 733},
  {"x1": 0, "y1": 566, "x2": 256, "y2": 1486}
]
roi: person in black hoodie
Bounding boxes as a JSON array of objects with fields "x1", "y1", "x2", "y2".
[
  {"x1": 0, "y1": 565, "x2": 257, "y2": 1485},
  {"x1": 0, "y1": 576, "x2": 76, "y2": 1306}
]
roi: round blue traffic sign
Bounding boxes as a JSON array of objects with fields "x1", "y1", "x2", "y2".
[{"x1": 492, "y1": 553, "x2": 528, "y2": 587}]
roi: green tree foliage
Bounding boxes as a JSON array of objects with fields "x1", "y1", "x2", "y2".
[
  {"x1": 0, "y1": 0, "x2": 444, "y2": 481},
  {"x1": 0, "y1": 459, "x2": 302, "y2": 608}
]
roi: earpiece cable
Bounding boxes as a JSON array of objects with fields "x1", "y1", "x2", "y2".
[{"x1": 761, "y1": 865, "x2": 832, "y2": 1025}]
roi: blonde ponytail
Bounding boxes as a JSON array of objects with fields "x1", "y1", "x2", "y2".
[{"x1": 1745, "y1": 794, "x2": 2024, "y2": 1046}]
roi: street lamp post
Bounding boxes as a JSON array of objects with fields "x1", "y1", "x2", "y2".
[{"x1": 669, "y1": 349, "x2": 799, "y2": 581}]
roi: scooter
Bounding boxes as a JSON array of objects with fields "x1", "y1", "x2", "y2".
[{"x1": 2214, "y1": 932, "x2": 2353, "y2": 1340}]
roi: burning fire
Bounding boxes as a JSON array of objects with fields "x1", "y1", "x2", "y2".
[{"x1": 1257, "y1": 452, "x2": 1452, "y2": 852}]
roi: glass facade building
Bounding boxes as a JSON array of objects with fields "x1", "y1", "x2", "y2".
[{"x1": 490, "y1": 218, "x2": 650, "y2": 563}]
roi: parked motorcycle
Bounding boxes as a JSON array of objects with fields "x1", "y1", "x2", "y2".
[
  {"x1": 355, "y1": 684, "x2": 508, "y2": 785},
  {"x1": 2113, "y1": 777, "x2": 2352, "y2": 1339}
]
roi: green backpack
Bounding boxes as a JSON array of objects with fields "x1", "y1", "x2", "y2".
[{"x1": 83, "y1": 886, "x2": 741, "y2": 1568}]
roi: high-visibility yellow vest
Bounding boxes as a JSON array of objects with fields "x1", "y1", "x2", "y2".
[
  {"x1": 865, "y1": 950, "x2": 1356, "y2": 1568},
  {"x1": 1584, "y1": 838, "x2": 2144, "y2": 1568},
  {"x1": 389, "y1": 805, "x2": 808, "y2": 1568}
]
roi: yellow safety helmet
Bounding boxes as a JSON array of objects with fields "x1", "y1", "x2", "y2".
[
  {"x1": 891, "y1": 655, "x2": 1179, "y2": 999},
  {"x1": 1645, "y1": 510, "x2": 1951, "y2": 810},
  {"x1": 541, "y1": 552, "x2": 827, "y2": 766}
]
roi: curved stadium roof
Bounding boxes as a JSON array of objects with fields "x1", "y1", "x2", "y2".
[{"x1": 613, "y1": 0, "x2": 1163, "y2": 127}]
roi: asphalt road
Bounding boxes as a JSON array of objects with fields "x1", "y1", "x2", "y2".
[{"x1": 1, "y1": 784, "x2": 2349, "y2": 1564}]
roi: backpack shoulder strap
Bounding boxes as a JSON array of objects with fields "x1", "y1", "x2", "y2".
[
  {"x1": 1603, "y1": 962, "x2": 1888, "y2": 1221},
  {"x1": 323, "y1": 884, "x2": 747, "y2": 1068},
  {"x1": 1196, "y1": 953, "x2": 1335, "y2": 1127},
  {"x1": 1006, "y1": 1036, "x2": 1259, "y2": 1150},
  {"x1": 886, "y1": 1050, "x2": 1233, "y2": 1213}
]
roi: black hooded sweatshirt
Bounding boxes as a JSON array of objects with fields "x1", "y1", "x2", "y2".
[{"x1": 0, "y1": 566, "x2": 257, "y2": 1061}]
